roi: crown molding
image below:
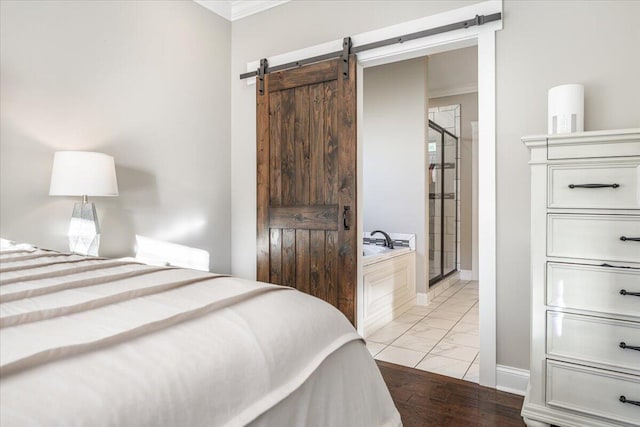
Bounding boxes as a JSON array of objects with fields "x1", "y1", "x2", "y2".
[
  {"x1": 232, "y1": 1, "x2": 290, "y2": 21},
  {"x1": 429, "y1": 82, "x2": 478, "y2": 99},
  {"x1": 194, "y1": 1, "x2": 231, "y2": 20},
  {"x1": 194, "y1": 1, "x2": 290, "y2": 22}
]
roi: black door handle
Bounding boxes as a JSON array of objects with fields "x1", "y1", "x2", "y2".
[
  {"x1": 568, "y1": 183, "x2": 619, "y2": 189},
  {"x1": 620, "y1": 236, "x2": 640, "y2": 242},
  {"x1": 343, "y1": 206, "x2": 351, "y2": 230}
]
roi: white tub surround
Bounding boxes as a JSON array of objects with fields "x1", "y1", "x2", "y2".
[
  {"x1": 362, "y1": 233, "x2": 416, "y2": 337},
  {"x1": 522, "y1": 128, "x2": 640, "y2": 427}
]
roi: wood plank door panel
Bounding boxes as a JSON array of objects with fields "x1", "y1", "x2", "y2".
[{"x1": 257, "y1": 56, "x2": 357, "y2": 325}]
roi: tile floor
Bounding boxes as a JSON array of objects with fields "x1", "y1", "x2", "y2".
[{"x1": 366, "y1": 279, "x2": 479, "y2": 382}]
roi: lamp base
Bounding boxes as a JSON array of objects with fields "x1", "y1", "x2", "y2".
[{"x1": 69, "y1": 201, "x2": 100, "y2": 256}]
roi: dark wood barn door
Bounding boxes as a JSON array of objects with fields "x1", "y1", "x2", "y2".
[{"x1": 257, "y1": 56, "x2": 357, "y2": 325}]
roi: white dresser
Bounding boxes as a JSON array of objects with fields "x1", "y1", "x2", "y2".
[{"x1": 522, "y1": 129, "x2": 640, "y2": 427}]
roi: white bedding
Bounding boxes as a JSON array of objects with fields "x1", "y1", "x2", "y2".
[{"x1": 0, "y1": 245, "x2": 401, "y2": 427}]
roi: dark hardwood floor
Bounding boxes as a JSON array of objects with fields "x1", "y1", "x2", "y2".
[{"x1": 377, "y1": 361, "x2": 526, "y2": 427}]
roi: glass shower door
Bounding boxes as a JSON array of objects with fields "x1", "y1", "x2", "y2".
[
  {"x1": 428, "y1": 127, "x2": 442, "y2": 283},
  {"x1": 428, "y1": 120, "x2": 458, "y2": 286},
  {"x1": 442, "y1": 132, "x2": 457, "y2": 277}
]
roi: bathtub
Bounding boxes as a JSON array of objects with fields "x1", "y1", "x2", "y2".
[{"x1": 362, "y1": 245, "x2": 416, "y2": 337}]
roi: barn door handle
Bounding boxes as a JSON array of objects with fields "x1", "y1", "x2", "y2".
[
  {"x1": 343, "y1": 206, "x2": 351, "y2": 230},
  {"x1": 568, "y1": 183, "x2": 619, "y2": 189},
  {"x1": 620, "y1": 236, "x2": 640, "y2": 242}
]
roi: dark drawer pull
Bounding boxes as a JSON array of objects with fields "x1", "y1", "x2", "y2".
[
  {"x1": 620, "y1": 236, "x2": 640, "y2": 242},
  {"x1": 620, "y1": 396, "x2": 640, "y2": 407},
  {"x1": 620, "y1": 289, "x2": 640, "y2": 297},
  {"x1": 620, "y1": 342, "x2": 640, "y2": 352},
  {"x1": 568, "y1": 183, "x2": 619, "y2": 189},
  {"x1": 601, "y1": 263, "x2": 635, "y2": 269}
]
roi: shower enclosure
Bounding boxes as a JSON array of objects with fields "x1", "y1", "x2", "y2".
[{"x1": 428, "y1": 120, "x2": 458, "y2": 286}]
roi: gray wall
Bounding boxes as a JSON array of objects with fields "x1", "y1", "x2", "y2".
[
  {"x1": 0, "y1": 0, "x2": 232, "y2": 273},
  {"x1": 363, "y1": 58, "x2": 428, "y2": 293},
  {"x1": 231, "y1": 0, "x2": 640, "y2": 370},
  {"x1": 495, "y1": 0, "x2": 640, "y2": 369}
]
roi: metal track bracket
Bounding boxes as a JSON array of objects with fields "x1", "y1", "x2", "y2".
[
  {"x1": 258, "y1": 58, "x2": 268, "y2": 95},
  {"x1": 342, "y1": 37, "x2": 352, "y2": 79}
]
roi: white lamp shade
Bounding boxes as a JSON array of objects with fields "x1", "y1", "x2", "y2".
[{"x1": 49, "y1": 151, "x2": 119, "y2": 196}]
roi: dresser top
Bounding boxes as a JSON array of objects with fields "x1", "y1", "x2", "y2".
[{"x1": 522, "y1": 128, "x2": 640, "y2": 148}]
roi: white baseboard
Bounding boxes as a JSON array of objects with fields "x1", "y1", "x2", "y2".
[
  {"x1": 416, "y1": 293, "x2": 428, "y2": 305},
  {"x1": 459, "y1": 270, "x2": 474, "y2": 280},
  {"x1": 496, "y1": 365, "x2": 529, "y2": 396}
]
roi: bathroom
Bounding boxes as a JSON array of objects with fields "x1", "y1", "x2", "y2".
[{"x1": 361, "y1": 46, "x2": 480, "y2": 382}]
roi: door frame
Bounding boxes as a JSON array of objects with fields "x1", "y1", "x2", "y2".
[{"x1": 245, "y1": 0, "x2": 501, "y2": 388}]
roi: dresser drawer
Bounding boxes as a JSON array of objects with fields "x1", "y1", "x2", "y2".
[
  {"x1": 548, "y1": 163, "x2": 640, "y2": 209},
  {"x1": 546, "y1": 360, "x2": 640, "y2": 426},
  {"x1": 547, "y1": 214, "x2": 640, "y2": 263},
  {"x1": 547, "y1": 312, "x2": 640, "y2": 373},
  {"x1": 547, "y1": 262, "x2": 640, "y2": 318},
  {"x1": 547, "y1": 130, "x2": 640, "y2": 160}
]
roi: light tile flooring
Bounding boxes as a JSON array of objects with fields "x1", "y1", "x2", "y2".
[{"x1": 366, "y1": 279, "x2": 479, "y2": 382}]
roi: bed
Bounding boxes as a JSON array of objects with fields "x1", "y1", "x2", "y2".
[{"x1": 0, "y1": 242, "x2": 401, "y2": 427}]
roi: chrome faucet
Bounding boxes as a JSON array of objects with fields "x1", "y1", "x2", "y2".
[{"x1": 371, "y1": 230, "x2": 394, "y2": 249}]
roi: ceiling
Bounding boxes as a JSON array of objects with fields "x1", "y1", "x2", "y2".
[
  {"x1": 194, "y1": 0, "x2": 290, "y2": 21},
  {"x1": 427, "y1": 45, "x2": 478, "y2": 98}
]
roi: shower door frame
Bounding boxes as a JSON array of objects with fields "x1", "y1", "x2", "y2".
[{"x1": 428, "y1": 120, "x2": 458, "y2": 287}]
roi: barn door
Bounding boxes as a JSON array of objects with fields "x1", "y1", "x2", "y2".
[{"x1": 257, "y1": 56, "x2": 357, "y2": 325}]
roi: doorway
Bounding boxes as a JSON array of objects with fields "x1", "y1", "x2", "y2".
[
  {"x1": 247, "y1": 2, "x2": 501, "y2": 387},
  {"x1": 362, "y1": 48, "x2": 480, "y2": 383},
  {"x1": 356, "y1": 25, "x2": 497, "y2": 387}
]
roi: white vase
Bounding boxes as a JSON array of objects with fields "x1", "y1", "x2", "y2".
[{"x1": 548, "y1": 84, "x2": 584, "y2": 134}]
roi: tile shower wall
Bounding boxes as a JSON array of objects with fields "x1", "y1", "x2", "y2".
[{"x1": 428, "y1": 105, "x2": 461, "y2": 275}]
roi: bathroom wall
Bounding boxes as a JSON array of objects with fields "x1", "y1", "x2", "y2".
[
  {"x1": 428, "y1": 46, "x2": 478, "y2": 98},
  {"x1": 363, "y1": 57, "x2": 429, "y2": 293}
]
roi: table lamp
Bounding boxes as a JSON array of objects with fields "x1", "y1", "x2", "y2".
[{"x1": 49, "y1": 151, "x2": 119, "y2": 256}]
